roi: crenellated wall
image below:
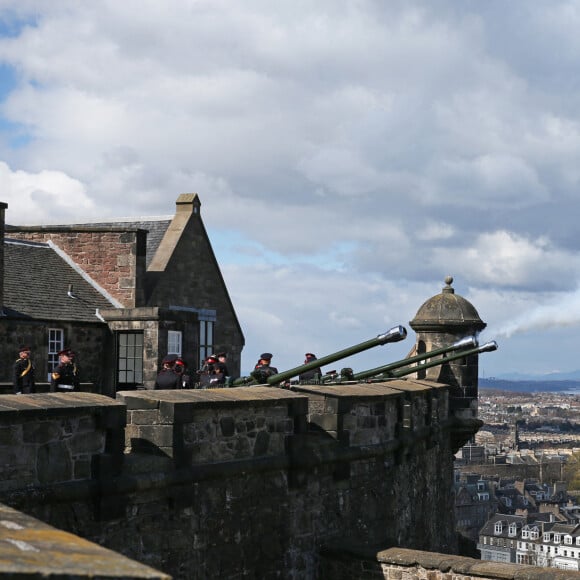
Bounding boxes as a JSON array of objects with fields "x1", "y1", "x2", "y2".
[{"x1": 0, "y1": 379, "x2": 545, "y2": 579}]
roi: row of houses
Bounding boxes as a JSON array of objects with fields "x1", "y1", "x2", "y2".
[
  {"x1": 0, "y1": 194, "x2": 245, "y2": 395},
  {"x1": 478, "y1": 514, "x2": 580, "y2": 571},
  {"x1": 455, "y1": 469, "x2": 569, "y2": 542}
]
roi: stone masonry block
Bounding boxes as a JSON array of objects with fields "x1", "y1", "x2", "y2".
[
  {"x1": 22, "y1": 421, "x2": 62, "y2": 444},
  {"x1": 159, "y1": 400, "x2": 196, "y2": 424},
  {"x1": 97, "y1": 404, "x2": 127, "y2": 429},
  {"x1": 116, "y1": 393, "x2": 160, "y2": 410},
  {"x1": 129, "y1": 409, "x2": 164, "y2": 425},
  {"x1": 69, "y1": 431, "x2": 106, "y2": 455},
  {"x1": 309, "y1": 414, "x2": 342, "y2": 432},
  {"x1": 136, "y1": 425, "x2": 175, "y2": 448}
]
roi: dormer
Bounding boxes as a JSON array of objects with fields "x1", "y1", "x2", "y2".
[
  {"x1": 508, "y1": 523, "x2": 517, "y2": 537},
  {"x1": 554, "y1": 534, "x2": 561, "y2": 544},
  {"x1": 494, "y1": 521, "x2": 503, "y2": 535},
  {"x1": 522, "y1": 526, "x2": 529, "y2": 539},
  {"x1": 565, "y1": 535, "x2": 573, "y2": 545}
]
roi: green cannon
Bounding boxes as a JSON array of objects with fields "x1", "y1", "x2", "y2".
[
  {"x1": 358, "y1": 340, "x2": 498, "y2": 381},
  {"x1": 352, "y1": 335, "x2": 478, "y2": 381},
  {"x1": 234, "y1": 325, "x2": 408, "y2": 386}
]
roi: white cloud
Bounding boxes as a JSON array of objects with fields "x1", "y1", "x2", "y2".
[
  {"x1": 431, "y1": 231, "x2": 578, "y2": 291},
  {"x1": 0, "y1": 161, "x2": 94, "y2": 223},
  {"x1": 2, "y1": 1, "x2": 580, "y2": 376}
]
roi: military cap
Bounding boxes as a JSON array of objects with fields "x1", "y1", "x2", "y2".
[
  {"x1": 260, "y1": 353, "x2": 273, "y2": 360},
  {"x1": 18, "y1": 345, "x2": 31, "y2": 353},
  {"x1": 217, "y1": 352, "x2": 227, "y2": 358},
  {"x1": 305, "y1": 353, "x2": 316, "y2": 359},
  {"x1": 58, "y1": 348, "x2": 74, "y2": 357},
  {"x1": 162, "y1": 354, "x2": 178, "y2": 364},
  {"x1": 206, "y1": 355, "x2": 217, "y2": 363}
]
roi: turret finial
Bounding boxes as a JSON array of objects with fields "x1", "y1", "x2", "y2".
[{"x1": 443, "y1": 275, "x2": 454, "y2": 294}]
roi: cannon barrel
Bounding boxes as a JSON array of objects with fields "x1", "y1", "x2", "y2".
[
  {"x1": 352, "y1": 335, "x2": 478, "y2": 381},
  {"x1": 384, "y1": 340, "x2": 498, "y2": 380},
  {"x1": 264, "y1": 325, "x2": 408, "y2": 386}
]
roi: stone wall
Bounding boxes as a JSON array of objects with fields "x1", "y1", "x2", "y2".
[
  {"x1": 0, "y1": 393, "x2": 125, "y2": 493},
  {"x1": 8, "y1": 227, "x2": 146, "y2": 307},
  {"x1": 0, "y1": 320, "x2": 111, "y2": 388},
  {"x1": 319, "y1": 546, "x2": 580, "y2": 579},
  {"x1": 0, "y1": 380, "x2": 463, "y2": 579},
  {"x1": 0, "y1": 319, "x2": 112, "y2": 392}
]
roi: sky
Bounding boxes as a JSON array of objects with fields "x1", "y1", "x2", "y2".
[{"x1": 1, "y1": 1, "x2": 580, "y2": 378}]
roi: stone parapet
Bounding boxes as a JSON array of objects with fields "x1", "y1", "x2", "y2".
[
  {"x1": 320, "y1": 546, "x2": 580, "y2": 579},
  {"x1": 117, "y1": 387, "x2": 308, "y2": 467},
  {"x1": 0, "y1": 382, "x2": 479, "y2": 578},
  {"x1": 0, "y1": 503, "x2": 169, "y2": 579},
  {"x1": 0, "y1": 392, "x2": 126, "y2": 493},
  {"x1": 292, "y1": 379, "x2": 450, "y2": 445}
]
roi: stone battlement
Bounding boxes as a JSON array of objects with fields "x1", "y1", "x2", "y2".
[{"x1": 0, "y1": 381, "x2": 485, "y2": 578}]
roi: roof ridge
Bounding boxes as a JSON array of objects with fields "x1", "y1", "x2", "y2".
[{"x1": 4, "y1": 238, "x2": 50, "y2": 248}]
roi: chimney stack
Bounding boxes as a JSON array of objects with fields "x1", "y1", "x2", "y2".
[{"x1": 0, "y1": 202, "x2": 7, "y2": 316}]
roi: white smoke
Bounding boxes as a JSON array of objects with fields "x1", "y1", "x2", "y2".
[{"x1": 495, "y1": 289, "x2": 580, "y2": 338}]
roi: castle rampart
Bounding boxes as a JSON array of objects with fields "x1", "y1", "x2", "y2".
[
  {"x1": 2, "y1": 383, "x2": 580, "y2": 578},
  {"x1": 0, "y1": 380, "x2": 459, "y2": 578}
]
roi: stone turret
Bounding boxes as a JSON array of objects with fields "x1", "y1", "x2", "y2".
[{"x1": 410, "y1": 276, "x2": 486, "y2": 449}]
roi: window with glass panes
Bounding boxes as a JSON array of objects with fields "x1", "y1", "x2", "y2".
[
  {"x1": 199, "y1": 320, "x2": 214, "y2": 366},
  {"x1": 48, "y1": 328, "x2": 64, "y2": 373},
  {"x1": 168, "y1": 330, "x2": 182, "y2": 355},
  {"x1": 117, "y1": 331, "x2": 144, "y2": 387}
]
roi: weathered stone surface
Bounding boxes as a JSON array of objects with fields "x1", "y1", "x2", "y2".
[{"x1": 0, "y1": 503, "x2": 169, "y2": 578}]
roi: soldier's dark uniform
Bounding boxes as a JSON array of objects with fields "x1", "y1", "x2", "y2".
[
  {"x1": 13, "y1": 346, "x2": 35, "y2": 394},
  {"x1": 251, "y1": 353, "x2": 278, "y2": 384},
  {"x1": 154, "y1": 354, "x2": 181, "y2": 389},
  {"x1": 298, "y1": 353, "x2": 323, "y2": 381},
  {"x1": 50, "y1": 349, "x2": 80, "y2": 392}
]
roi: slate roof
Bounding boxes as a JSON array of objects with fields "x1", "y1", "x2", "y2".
[
  {"x1": 3, "y1": 239, "x2": 116, "y2": 322},
  {"x1": 479, "y1": 513, "x2": 526, "y2": 537}
]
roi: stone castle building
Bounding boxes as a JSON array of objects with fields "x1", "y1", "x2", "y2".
[
  {"x1": 0, "y1": 195, "x2": 244, "y2": 395},
  {"x1": 0, "y1": 196, "x2": 576, "y2": 578}
]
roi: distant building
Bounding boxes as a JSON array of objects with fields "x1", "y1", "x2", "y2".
[
  {"x1": 479, "y1": 503, "x2": 580, "y2": 570},
  {"x1": 0, "y1": 195, "x2": 244, "y2": 394},
  {"x1": 454, "y1": 471, "x2": 497, "y2": 542}
]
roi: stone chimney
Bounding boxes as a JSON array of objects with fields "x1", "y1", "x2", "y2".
[
  {"x1": 148, "y1": 194, "x2": 199, "y2": 273},
  {"x1": 0, "y1": 202, "x2": 7, "y2": 315}
]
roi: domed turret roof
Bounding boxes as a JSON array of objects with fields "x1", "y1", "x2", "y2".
[{"x1": 410, "y1": 276, "x2": 486, "y2": 331}]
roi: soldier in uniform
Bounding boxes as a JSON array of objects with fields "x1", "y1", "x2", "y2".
[
  {"x1": 13, "y1": 345, "x2": 35, "y2": 394},
  {"x1": 198, "y1": 354, "x2": 226, "y2": 388},
  {"x1": 298, "y1": 353, "x2": 323, "y2": 382},
  {"x1": 174, "y1": 357, "x2": 193, "y2": 389},
  {"x1": 50, "y1": 348, "x2": 80, "y2": 392},
  {"x1": 251, "y1": 353, "x2": 278, "y2": 384},
  {"x1": 216, "y1": 352, "x2": 230, "y2": 377},
  {"x1": 154, "y1": 354, "x2": 181, "y2": 389}
]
